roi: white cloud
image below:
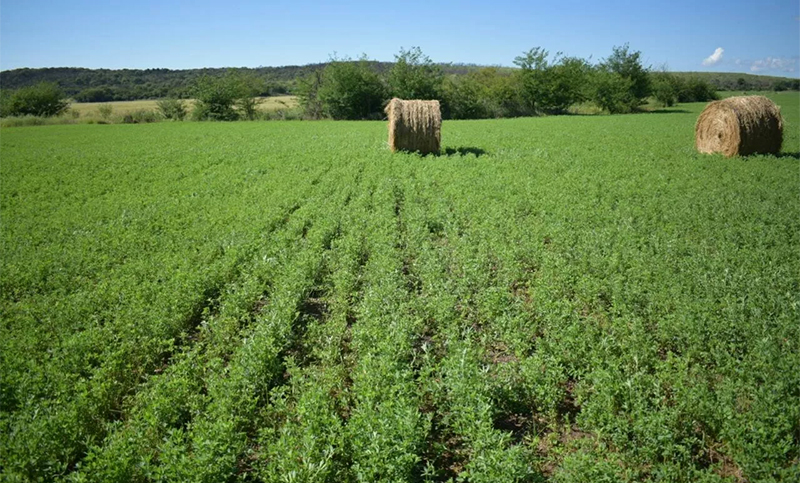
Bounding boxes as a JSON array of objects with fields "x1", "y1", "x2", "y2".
[
  {"x1": 702, "y1": 47, "x2": 724, "y2": 66},
  {"x1": 750, "y1": 57, "x2": 797, "y2": 73}
]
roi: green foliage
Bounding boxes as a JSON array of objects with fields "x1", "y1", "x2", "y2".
[
  {"x1": 593, "y1": 44, "x2": 651, "y2": 113},
  {"x1": 651, "y1": 70, "x2": 681, "y2": 107},
  {"x1": 513, "y1": 47, "x2": 550, "y2": 114},
  {"x1": 318, "y1": 55, "x2": 387, "y2": 120},
  {"x1": 97, "y1": 103, "x2": 113, "y2": 119},
  {"x1": 0, "y1": 82, "x2": 69, "y2": 117},
  {"x1": 296, "y1": 70, "x2": 325, "y2": 119},
  {"x1": 73, "y1": 86, "x2": 116, "y2": 103},
  {"x1": 441, "y1": 75, "x2": 491, "y2": 119},
  {"x1": 512, "y1": 48, "x2": 592, "y2": 114},
  {"x1": 191, "y1": 71, "x2": 261, "y2": 121},
  {"x1": 388, "y1": 46, "x2": 443, "y2": 100},
  {"x1": 591, "y1": 70, "x2": 637, "y2": 113},
  {"x1": 121, "y1": 109, "x2": 161, "y2": 124},
  {"x1": 676, "y1": 77, "x2": 720, "y2": 103},
  {"x1": 156, "y1": 98, "x2": 187, "y2": 120}
]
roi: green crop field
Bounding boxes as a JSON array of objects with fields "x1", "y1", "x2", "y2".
[{"x1": 1, "y1": 93, "x2": 798, "y2": 482}]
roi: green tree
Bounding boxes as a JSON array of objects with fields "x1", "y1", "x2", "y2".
[
  {"x1": 651, "y1": 69, "x2": 680, "y2": 107},
  {"x1": 318, "y1": 56, "x2": 387, "y2": 120},
  {"x1": 592, "y1": 44, "x2": 651, "y2": 113},
  {"x1": 1, "y1": 82, "x2": 69, "y2": 117},
  {"x1": 677, "y1": 77, "x2": 719, "y2": 103},
  {"x1": 191, "y1": 71, "x2": 260, "y2": 121},
  {"x1": 156, "y1": 98, "x2": 188, "y2": 120},
  {"x1": 441, "y1": 75, "x2": 489, "y2": 119},
  {"x1": 513, "y1": 47, "x2": 549, "y2": 114},
  {"x1": 388, "y1": 47, "x2": 443, "y2": 100},
  {"x1": 296, "y1": 70, "x2": 325, "y2": 120},
  {"x1": 514, "y1": 49, "x2": 591, "y2": 114}
]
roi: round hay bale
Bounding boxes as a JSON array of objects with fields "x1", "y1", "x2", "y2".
[
  {"x1": 695, "y1": 95, "x2": 783, "y2": 157},
  {"x1": 385, "y1": 98, "x2": 441, "y2": 155}
]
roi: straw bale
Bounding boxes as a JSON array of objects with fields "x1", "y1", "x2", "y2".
[
  {"x1": 695, "y1": 96, "x2": 783, "y2": 157},
  {"x1": 385, "y1": 98, "x2": 441, "y2": 154}
]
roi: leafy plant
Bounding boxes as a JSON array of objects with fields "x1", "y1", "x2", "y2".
[
  {"x1": 388, "y1": 46, "x2": 443, "y2": 100},
  {"x1": 156, "y1": 98, "x2": 187, "y2": 120},
  {"x1": 0, "y1": 82, "x2": 69, "y2": 117}
]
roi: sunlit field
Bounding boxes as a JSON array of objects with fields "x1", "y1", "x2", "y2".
[{"x1": 1, "y1": 94, "x2": 798, "y2": 482}]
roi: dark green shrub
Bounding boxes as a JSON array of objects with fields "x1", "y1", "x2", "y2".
[
  {"x1": 676, "y1": 77, "x2": 719, "y2": 103},
  {"x1": 318, "y1": 56, "x2": 386, "y2": 120},
  {"x1": 591, "y1": 70, "x2": 637, "y2": 113},
  {"x1": 156, "y1": 98, "x2": 187, "y2": 120},
  {"x1": 191, "y1": 71, "x2": 250, "y2": 121},
  {"x1": 441, "y1": 75, "x2": 489, "y2": 119},
  {"x1": 296, "y1": 70, "x2": 324, "y2": 119},
  {"x1": 651, "y1": 71, "x2": 680, "y2": 107},
  {"x1": 592, "y1": 44, "x2": 651, "y2": 113},
  {"x1": 1, "y1": 82, "x2": 69, "y2": 117},
  {"x1": 122, "y1": 109, "x2": 161, "y2": 124},
  {"x1": 388, "y1": 47, "x2": 443, "y2": 100},
  {"x1": 513, "y1": 48, "x2": 591, "y2": 115}
]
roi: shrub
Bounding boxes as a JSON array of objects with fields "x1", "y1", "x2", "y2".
[
  {"x1": 677, "y1": 77, "x2": 719, "y2": 103},
  {"x1": 388, "y1": 47, "x2": 443, "y2": 100},
  {"x1": 191, "y1": 71, "x2": 262, "y2": 121},
  {"x1": 156, "y1": 98, "x2": 187, "y2": 120},
  {"x1": 296, "y1": 70, "x2": 325, "y2": 120},
  {"x1": 1, "y1": 82, "x2": 69, "y2": 117},
  {"x1": 591, "y1": 70, "x2": 637, "y2": 114},
  {"x1": 441, "y1": 75, "x2": 488, "y2": 119},
  {"x1": 513, "y1": 48, "x2": 591, "y2": 115},
  {"x1": 122, "y1": 109, "x2": 161, "y2": 124},
  {"x1": 317, "y1": 56, "x2": 386, "y2": 120},
  {"x1": 651, "y1": 71, "x2": 680, "y2": 107},
  {"x1": 592, "y1": 44, "x2": 651, "y2": 113},
  {"x1": 97, "y1": 103, "x2": 113, "y2": 119}
]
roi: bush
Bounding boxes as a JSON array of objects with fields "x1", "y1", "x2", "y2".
[
  {"x1": 651, "y1": 71, "x2": 680, "y2": 107},
  {"x1": 676, "y1": 77, "x2": 719, "y2": 103},
  {"x1": 192, "y1": 71, "x2": 262, "y2": 121},
  {"x1": 97, "y1": 103, "x2": 113, "y2": 119},
  {"x1": 1, "y1": 82, "x2": 69, "y2": 117},
  {"x1": 512, "y1": 48, "x2": 591, "y2": 115},
  {"x1": 318, "y1": 56, "x2": 387, "y2": 120},
  {"x1": 122, "y1": 109, "x2": 161, "y2": 124},
  {"x1": 592, "y1": 44, "x2": 650, "y2": 113},
  {"x1": 296, "y1": 70, "x2": 325, "y2": 120},
  {"x1": 156, "y1": 98, "x2": 187, "y2": 120},
  {"x1": 388, "y1": 47, "x2": 443, "y2": 100},
  {"x1": 591, "y1": 70, "x2": 637, "y2": 114},
  {"x1": 441, "y1": 75, "x2": 489, "y2": 119}
]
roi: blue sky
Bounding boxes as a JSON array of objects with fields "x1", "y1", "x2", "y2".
[{"x1": 1, "y1": 0, "x2": 798, "y2": 76}]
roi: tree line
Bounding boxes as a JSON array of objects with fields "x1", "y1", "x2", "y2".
[
  {"x1": 3, "y1": 44, "x2": 794, "y2": 121},
  {"x1": 297, "y1": 45, "x2": 720, "y2": 120},
  {"x1": 1, "y1": 48, "x2": 797, "y2": 105}
]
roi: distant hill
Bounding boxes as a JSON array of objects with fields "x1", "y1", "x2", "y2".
[
  {"x1": 1, "y1": 64, "x2": 796, "y2": 102},
  {"x1": 671, "y1": 71, "x2": 799, "y2": 92}
]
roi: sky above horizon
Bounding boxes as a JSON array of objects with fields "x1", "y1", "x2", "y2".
[{"x1": 1, "y1": 0, "x2": 798, "y2": 77}]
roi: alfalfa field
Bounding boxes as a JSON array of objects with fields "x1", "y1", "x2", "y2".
[{"x1": 1, "y1": 92, "x2": 798, "y2": 482}]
